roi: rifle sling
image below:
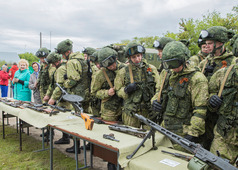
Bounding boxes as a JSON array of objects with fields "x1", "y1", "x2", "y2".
[{"x1": 218, "y1": 64, "x2": 234, "y2": 97}]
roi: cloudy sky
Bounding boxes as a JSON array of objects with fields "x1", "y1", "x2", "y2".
[{"x1": 0, "y1": 0, "x2": 237, "y2": 54}]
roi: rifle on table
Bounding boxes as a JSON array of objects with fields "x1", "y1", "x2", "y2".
[
  {"x1": 43, "y1": 103, "x2": 71, "y2": 112},
  {"x1": 128, "y1": 114, "x2": 237, "y2": 170},
  {"x1": 25, "y1": 105, "x2": 59, "y2": 115},
  {"x1": 108, "y1": 124, "x2": 147, "y2": 138},
  {"x1": 161, "y1": 150, "x2": 193, "y2": 162}
]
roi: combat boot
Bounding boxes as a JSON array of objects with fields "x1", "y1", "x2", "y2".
[
  {"x1": 66, "y1": 140, "x2": 81, "y2": 154},
  {"x1": 54, "y1": 133, "x2": 70, "y2": 144}
]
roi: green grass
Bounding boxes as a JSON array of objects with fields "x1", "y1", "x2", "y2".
[{"x1": 0, "y1": 124, "x2": 84, "y2": 170}]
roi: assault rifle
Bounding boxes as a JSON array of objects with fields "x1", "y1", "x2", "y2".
[
  {"x1": 25, "y1": 105, "x2": 59, "y2": 115},
  {"x1": 43, "y1": 103, "x2": 71, "y2": 112},
  {"x1": 129, "y1": 114, "x2": 237, "y2": 170},
  {"x1": 108, "y1": 124, "x2": 147, "y2": 138}
]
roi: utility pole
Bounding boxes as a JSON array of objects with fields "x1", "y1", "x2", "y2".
[
  {"x1": 40, "y1": 32, "x2": 42, "y2": 48},
  {"x1": 50, "y1": 31, "x2": 52, "y2": 51}
]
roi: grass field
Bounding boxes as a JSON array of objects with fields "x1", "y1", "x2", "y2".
[{"x1": 0, "y1": 124, "x2": 84, "y2": 170}]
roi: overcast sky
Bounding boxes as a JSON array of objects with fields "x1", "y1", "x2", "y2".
[{"x1": 0, "y1": 0, "x2": 237, "y2": 54}]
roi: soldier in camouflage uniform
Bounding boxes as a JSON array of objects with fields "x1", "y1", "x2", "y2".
[
  {"x1": 115, "y1": 42, "x2": 159, "y2": 128},
  {"x1": 35, "y1": 47, "x2": 56, "y2": 103},
  {"x1": 151, "y1": 41, "x2": 208, "y2": 151},
  {"x1": 46, "y1": 50, "x2": 72, "y2": 145},
  {"x1": 61, "y1": 42, "x2": 91, "y2": 113},
  {"x1": 199, "y1": 26, "x2": 236, "y2": 81},
  {"x1": 198, "y1": 26, "x2": 236, "y2": 150},
  {"x1": 153, "y1": 37, "x2": 175, "y2": 73},
  {"x1": 91, "y1": 47, "x2": 125, "y2": 121},
  {"x1": 207, "y1": 64, "x2": 238, "y2": 166},
  {"x1": 189, "y1": 38, "x2": 209, "y2": 67}
]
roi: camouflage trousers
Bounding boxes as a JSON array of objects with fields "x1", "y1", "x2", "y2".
[
  {"x1": 100, "y1": 100, "x2": 122, "y2": 121},
  {"x1": 210, "y1": 126, "x2": 238, "y2": 166}
]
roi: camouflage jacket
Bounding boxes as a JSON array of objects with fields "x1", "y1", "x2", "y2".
[
  {"x1": 115, "y1": 59, "x2": 159, "y2": 101},
  {"x1": 208, "y1": 64, "x2": 238, "y2": 145},
  {"x1": 189, "y1": 50, "x2": 206, "y2": 68},
  {"x1": 151, "y1": 65, "x2": 209, "y2": 137},
  {"x1": 199, "y1": 50, "x2": 237, "y2": 81},
  {"x1": 48, "y1": 60, "x2": 67, "y2": 100}
]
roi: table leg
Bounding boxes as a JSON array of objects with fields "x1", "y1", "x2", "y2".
[{"x1": 2, "y1": 111, "x2": 5, "y2": 139}]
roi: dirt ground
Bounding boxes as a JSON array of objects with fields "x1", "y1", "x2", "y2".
[{"x1": 0, "y1": 114, "x2": 108, "y2": 170}]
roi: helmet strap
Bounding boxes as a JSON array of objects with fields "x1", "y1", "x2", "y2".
[{"x1": 211, "y1": 41, "x2": 223, "y2": 56}]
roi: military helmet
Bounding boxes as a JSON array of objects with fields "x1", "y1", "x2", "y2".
[
  {"x1": 162, "y1": 41, "x2": 190, "y2": 69},
  {"x1": 125, "y1": 41, "x2": 145, "y2": 57},
  {"x1": 153, "y1": 37, "x2": 175, "y2": 50},
  {"x1": 35, "y1": 47, "x2": 50, "y2": 58},
  {"x1": 90, "y1": 50, "x2": 99, "y2": 62},
  {"x1": 55, "y1": 39, "x2": 73, "y2": 54},
  {"x1": 199, "y1": 26, "x2": 235, "y2": 43},
  {"x1": 82, "y1": 47, "x2": 96, "y2": 56},
  {"x1": 98, "y1": 47, "x2": 118, "y2": 68},
  {"x1": 45, "y1": 52, "x2": 62, "y2": 64}
]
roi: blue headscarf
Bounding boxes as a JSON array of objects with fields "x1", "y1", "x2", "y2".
[{"x1": 32, "y1": 62, "x2": 41, "y2": 79}]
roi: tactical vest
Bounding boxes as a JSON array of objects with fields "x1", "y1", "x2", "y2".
[
  {"x1": 101, "y1": 64, "x2": 124, "y2": 112},
  {"x1": 38, "y1": 64, "x2": 51, "y2": 93},
  {"x1": 216, "y1": 67, "x2": 238, "y2": 140},
  {"x1": 70, "y1": 58, "x2": 90, "y2": 100},
  {"x1": 124, "y1": 63, "x2": 156, "y2": 113},
  {"x1": 163, "y1": 70, "x2": 197, "y2": 134},
  {"x1": 204, "y1": 53, "x2": 234, "y2": 80}
]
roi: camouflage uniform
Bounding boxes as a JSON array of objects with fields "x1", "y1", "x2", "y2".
[
  {"x1": 151, "y1": 41, "x2": 208, "y2": 152},
  {"x1": 151, "y1": 65, "x2": 208, "y2": 137},
  {"x1": 38, "y1": 62, "x2": 56, "y2": 102},
  {"x1": 198, "y1": 26, "x2": 236, "y2": 150},
  {"x1": 63, "y1": 52, "x2": 90, "y2": 112},
  {"x1": 91, "y1": 60, "x2": 125, "y2": 121},
  {"x1": 199, "y1": 51, "x2": 237, "y2": 81},
  {"x1": 47, "y1": 59, "x2": 72, "y2": 110},
  {"x1": 189, "y1": 50, "x2": 207, "y2": 67},
  {"x1": 115, "y1": 59, "x2": 159, "y2": 128},
  {"x1": 208, "y1": 65, "x2": 238, "y2": 165}
]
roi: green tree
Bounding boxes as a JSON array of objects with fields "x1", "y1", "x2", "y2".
[
  {"x1": 18, "y1": 52, "x2": 39, "y2": 66},
  {"x1": 119, "y1": 5, "x2": 238, "y2": 56}
]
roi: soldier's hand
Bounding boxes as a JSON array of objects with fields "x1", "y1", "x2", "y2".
[
  {"x1": 208, "y1": 95, "x2": 222, "y2": 108},
  {"x1": 108, "y1": 87, "x2": 115, "y2": 96},
  {"x1": 124, "y1": 83, "x2": 137, "y2": 94},
  {"x1": 48, "y1": 98, "x2": 55, "y2": 105},
  {"x1": 152, "y1": 100, "x2": 162, "y2": 113},
  {"x1": 43, "y1": 95, "x2": 50, "y2": 102},
  {"x1": 184, "y1": 134, "x2": 199, "y2": 143}
]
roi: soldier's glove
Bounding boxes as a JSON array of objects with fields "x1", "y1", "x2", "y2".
[
  {"x1": 205, "y1": 62, "x2": 216, "y2": 73},
  {"x1": 208, "y1": 95, "x2": 223, "y2": 108},
  {"x1": 64, "y1": 74, "x2": 68, "y2": 80},
  {"x1": 184, "y1": 134, "x2": 199, "y2": 143},
  {"x1": 124, "y1": 83, "x2": 137, "y2": 94},
  {"x1": 152, "y1": 100, "x2": 162, "y2": 113}
]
